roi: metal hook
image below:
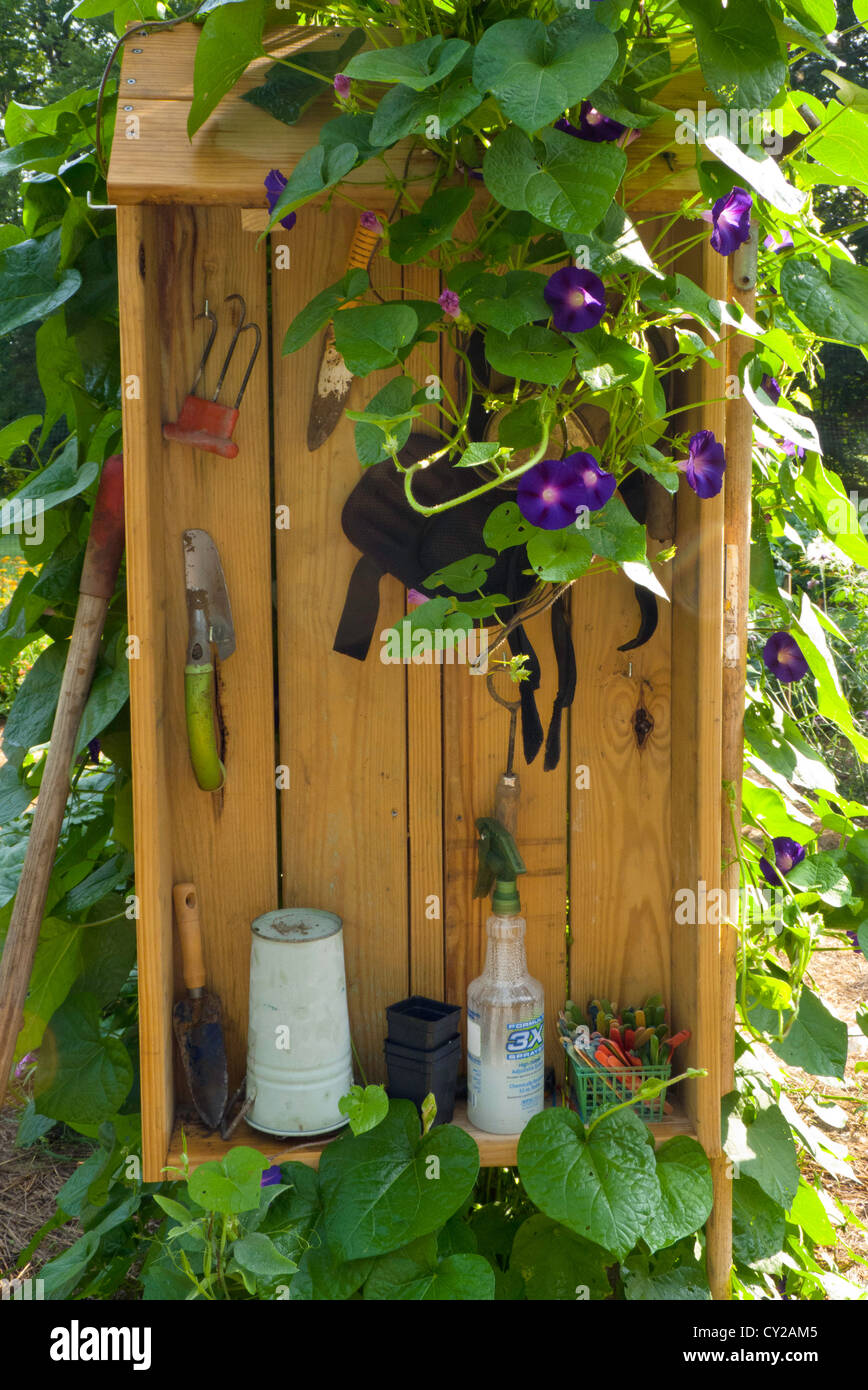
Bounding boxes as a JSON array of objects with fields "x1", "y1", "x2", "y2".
[
  {"x1": 211, "y1": 294, "x2": 261, "y2": 406},
  {"x1": 231, "y1": 320, "x2": 262, "y2": 409},
  {"x1": 189, "y1": 303, "x2": 219, "y2": 398}
]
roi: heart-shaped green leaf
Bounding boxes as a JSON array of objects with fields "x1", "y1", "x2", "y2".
[
  {"x1": 282, "y1": 268, "x2": 369, "y2": 356},
  {"x1": 483, "y1": 501, "x2": 536, "y2": 553},
  {"x1": 231, "y1": 1233, "x2": 298, "y2": 1285},
  {"x1": 371, "y1": 75, "x2": 483, "y2": 146},
  {"x1": 473, "y1": 13, "x2": 618, "y2": 132},
  {"x1": 0, "y1": 230, "x2": 81, "y2": 338},
  {"x1": 187, "y1": 1147, "x2": 269, "y2": 1215},
  {"x1": 267, "y1": 141, "x2": 359, "y2": 226},
  {"x1": 732, "y1": 1174, "x2": 787, "y2": 1263},
  {"x1": 485, "y1": 324, "x2": 575, "y2": 387},
  {"x1": 510, "y1": 1214, "x2": 611, "y2": 1299},
  {"x1": 345, "y1": 37, "x2": 470, "y2": 91},
  {"x1": 363, "y1": 1234, "x2": 495, "y2": 1300},
  {"x1": 352, "y1": 376, "x2": 416, "y2": 464},
  {"x1": 484, "y1": 127, "x2": 626, "y2": 236},
  {"x1": 388, "y1": 187, "x2": 475, "y2": 264},
  {"x1": 425, "y1": 553, "x2": 495, "y2": 594},
  {"x1": 517, "y1": 1108, "x2": 660, "y2": 1258},
  {"x1": 338, "y1": 1083, "x2": 389, "y2": 1136},
  {"x1": 333, "y1": 304, "x2": 419, "y2": 375},
  {"x1": 780, "y1": 256, "x2": 868, "y2": 347},
  {"x1": 527, "y1": 527, "x2": 593, "y2": 582},
  {"x1": 319, "y1": 1101, "x2": 479, "y2": 1260},
  {"x1": 723, "y1": 1098, "x2": 799, "y2": 1210},
  {"x1": 584, "y1": 496, "x2": 647, "y2": 565},
  {"x1": 34, "y1": 992, "x2": 133, "y2": 1125},
  {"x1": 680, "y1": 0, "x2": 787, "y2": 110},
  {"x1": 459, "y1": 269, "x2": 549, "y2": 334},
  {"x1": 643, "y1": 1136, "x2": 714, "y2": 1251},
  {"x1": 243, "y1": 29, "x2": 365, "y2": 126}
]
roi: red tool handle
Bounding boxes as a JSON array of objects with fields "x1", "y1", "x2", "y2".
[{"x1": 79, "y1": 454, "x2": 125, "y2": 598}]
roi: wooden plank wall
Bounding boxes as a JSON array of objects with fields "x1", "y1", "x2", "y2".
[
  {"x1": 270, "y1": 207, "x2": 568, "y2": 1082},
  {"x1": 124, "y1": 205, "x2": 278, "y2": 1177},
  {"x1": 128, "y1": 202, "x2": 728, "y2": 1171},
  {"x1": 272, "y1": 202, "x2": 410, "y2": 1085}
]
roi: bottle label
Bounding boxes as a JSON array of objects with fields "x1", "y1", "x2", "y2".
[
  {"x1": 506, "y1": 1017, "x2": 544, "y2": 1058},
  {"x1": 466, "y1": 1009, "x2": 544, "y2": 1121}
]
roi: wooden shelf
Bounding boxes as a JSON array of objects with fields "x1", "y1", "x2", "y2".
[{"x1": 165, "y1": 1099, "x2": 695, "y2": 1175}]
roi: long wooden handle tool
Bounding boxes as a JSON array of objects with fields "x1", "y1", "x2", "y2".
[{"x1": 0, "y1": 454, "x2": 125, "y2": 1105}]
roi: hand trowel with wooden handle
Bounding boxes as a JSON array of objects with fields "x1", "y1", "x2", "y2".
[
  {"x1": 307, "y1": 216, "x2": 382, "y2": 451},
  {"x1": 172, "y1": 883, "x2": 229, "y2": 1132}
]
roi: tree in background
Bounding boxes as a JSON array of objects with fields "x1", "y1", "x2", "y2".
[
  {"x1": 0, "y1": 1, "x2": 113, "y2": 439},
  {"x1": 795, "y1": 0, "x2": 868, "y2": 486}
]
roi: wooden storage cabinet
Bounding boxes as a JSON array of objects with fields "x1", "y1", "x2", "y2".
[{"x1": 111, "y1": 24, "x2": 738, "y2": 1293}]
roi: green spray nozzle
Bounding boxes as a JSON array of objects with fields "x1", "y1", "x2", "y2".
[{"x1": 473, "y1": 816, "x2": 526, "y2": 915}]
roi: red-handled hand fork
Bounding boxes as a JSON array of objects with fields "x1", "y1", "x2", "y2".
[{"x1": 163, "y1": 295, "x2": 261, "y2": 459}]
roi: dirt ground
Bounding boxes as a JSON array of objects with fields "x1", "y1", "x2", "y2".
[
  {"x1": 787, "y1": 939, "x2": 868, "y2": 1289},
  {"x1": 0, "y1": 1096, "x2": 92, "y2": 1282}
]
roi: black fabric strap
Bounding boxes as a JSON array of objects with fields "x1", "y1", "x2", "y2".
[
  {"x1": 616, "y1": 470, "x2": 659, "y2": 653},
  {"x1": 507, "y1": 623, "x2": 543, "y2": 765},
  {"x1": 333, "y1": 554, "x2": 384, "y2": 661},
  {"x1": 544, "y1": 594, "x2": 577, "y2": 771}
]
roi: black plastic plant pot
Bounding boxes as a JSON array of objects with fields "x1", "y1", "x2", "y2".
[
  {"x1": 385, "y1": 1035, "x2": 461, "y2": 1125},
  {"x1": 386, "y1": 995, "x2": 462, "y2": 1050}
]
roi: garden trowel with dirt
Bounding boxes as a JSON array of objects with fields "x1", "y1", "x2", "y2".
[
  {"x1": 172, "y1": 882, "x2": 229, "y2": 1132},
  {"x1": 182, "y1": 529, "x2": 234, "y2": 792},
  {"x1": 306, "y1": 215, "x2": 382, "y2": 451}
]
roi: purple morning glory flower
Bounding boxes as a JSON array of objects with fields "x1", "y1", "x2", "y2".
[
  {"x1": 760, "y1": 374, "x2": 781, "y2": 405},
  {"x1": 265, "y1": 169, "x2": 297, "y2": 231},
  {"x1": 763, "y1": 631, "x2": 809, "y2": 683},
  {"x1": 14, "y1": 1051, "x2": 36, "y2": 1079},
  {"x1": 764, "y1": 229, "x2": 793, "y2": 253},
  {"x1": 439, "y1": 289, "x2": 460, "y2": 318},
  {"x1": 517, "y1": 453, "x2": 615, "y2": 529},
  {"x1": 681, "y1": 430, "x2": 726, "y2": 499},
  {"x1": 334, "y1": 73, "x2": 351, "y2": 99},
  {"x1": 543, "y1": 266, "x2": 606, "y2": 334},
  {"x1": 781, "y1": 439, "x2": 806, "y2": 460},
  {"x1": 360, "y1": 210, "x2": 383, "y2": 233},
  {"x1": 261, "y1": 1165, "x2": 282, "y2": 1186},
  {"x1": 556, "y1": 103, "x2": 627, "y2": 143},
  {"x1": 710, "y1": 187, "x2": 752, "y2": 256},
  {"x1": 759, "y1": 837, "x2": 806, "y2": 886}
]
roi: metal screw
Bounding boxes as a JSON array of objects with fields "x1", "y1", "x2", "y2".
[{"x1": 628, "y1": 662, "x2": 633, "y2": 678}]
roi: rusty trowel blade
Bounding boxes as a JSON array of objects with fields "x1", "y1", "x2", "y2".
[
  {"x1": 307, "y1": 327, "x2": 354, "y2": 451},
  {"x1": 172, "y1": 990, "x2": 229, "y2": 1132},
  {"x1": 182, "y1": 528, "x2": 235, "y2": 660}
]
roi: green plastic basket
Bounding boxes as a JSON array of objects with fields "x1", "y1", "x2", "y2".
[{"x1": 569, "y1": 1055, "x2": 671, "y2": 1122}]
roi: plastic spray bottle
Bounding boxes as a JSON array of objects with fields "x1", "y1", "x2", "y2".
[{"x1": 467, "y1": 817, "x2": 544, "y2": 1134}]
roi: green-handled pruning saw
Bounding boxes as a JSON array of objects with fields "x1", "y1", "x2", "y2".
[{"x1": 182, "y1": 529, "x2": 235, "y2": 792}]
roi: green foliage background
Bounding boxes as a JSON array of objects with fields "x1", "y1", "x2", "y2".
[{"x1": 0, "y1": 0, "x2": 866, "y2": 1302}]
